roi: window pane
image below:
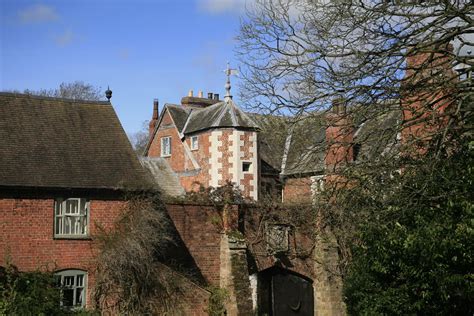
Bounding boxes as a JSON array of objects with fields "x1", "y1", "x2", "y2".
[
  {"x1": 65, "y1": 217, "x2": 71, "y2": 235},
  {"x1": 79, "y1": 199, "x2": 87, "y2": 215},
  {"x1": 76, "y1": 288, "x2": 83, "y2": 306},
  {"x1": 62, "y1": 288, "x2": 74, "y2": 307},
  {"x1": 64, "y1": 276, "x2": 74, "y2": 287},
  {"x1": 67, "y1": 200, "x2": 79, "y2": 214},
  {"x1": 72, "y1": 217, "x2": 78, "y2": 235},
  {"x1": 55, "y1": 200, "x2": 61, "y2": 215},
  {"x1": 76, "y1": 275, "x2": 84, "y2": 286},
  {"x1": 80, "y1": 216, "x2": 86, "y2": 234},
  {"x1": 55, "y1": 217, "x2": 62, "y2": 235}
]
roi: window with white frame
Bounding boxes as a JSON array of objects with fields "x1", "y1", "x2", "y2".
[
  {"x1": 242, "y1": 161, "x2": 252, "y2": 172},
  {"x1": 161, "y1": 136, "x2": 171, "y2": 156},
  {"x1": 54, "y1": 198, "x2": 89, "y2": 237},
  {"x1": 55, "y1": 270, "x2": 87, "y2": 308},
  {"x1": 190, "y1": 135, "x2": 199, "y2": 150}
]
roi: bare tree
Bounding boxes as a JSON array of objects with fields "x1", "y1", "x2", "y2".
[
  {"x1": 238, "y1": 0, "x2": 472, "y2": 145},
  {"x1": 93, "y1": 195, "x2": 191, "y2": 315},
  {"x1": 23, "y1": 81, "x2": 103, "y2": 101},
  {"x1": 128, "y1": 120, "x2": 150, "y2": 156},
  {"x1": 237, "y1": 1, "x2": 473, "y2": 311}
]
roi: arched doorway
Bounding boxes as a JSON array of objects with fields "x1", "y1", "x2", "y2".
[{"x1": 257, "y1": 266, "x2": 314, "y2": 315}]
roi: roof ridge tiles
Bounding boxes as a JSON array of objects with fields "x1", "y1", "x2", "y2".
[{"x1": 0, "y1": 92, "x2": 111, "y2": 105}]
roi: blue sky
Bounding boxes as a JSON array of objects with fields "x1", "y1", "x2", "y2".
[{"x1": 1, "y1": 0, "x2": 246, "y2": 134}]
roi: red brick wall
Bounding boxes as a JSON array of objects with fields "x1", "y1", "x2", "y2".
[
  {"x1": 181, "y1": 131, "x2": 212, "y2": 191},
  {"x1": 148, "y1": 110, "x2": 186, "y2": 172},
  {"x1": 325, "y1": 113, "x2": 354, "y2": 170},
  {"x1": 0, "y1": 197, "x2": 126, "y2": 307},
  {"x1": 165, "y1": 203, "x2": 223, "y2": 285},
  {"x1": 401, "y1": 49, "x2": 455, "y2": 154},
  {"x1": 282, "y1": 177, "x2": 312, "y2": 204}
]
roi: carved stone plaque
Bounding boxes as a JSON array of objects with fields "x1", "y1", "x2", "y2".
[{"x1": 265, "y1": 224, "x2": 290, "y2": 255}]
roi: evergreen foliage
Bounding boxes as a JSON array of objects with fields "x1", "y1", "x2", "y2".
[
  {"x1": 344, "y1": 142, "x2": 474, "y2": 315},
  {"x1": 0, "y1": 264, "x2": 63, "y2": 315}
]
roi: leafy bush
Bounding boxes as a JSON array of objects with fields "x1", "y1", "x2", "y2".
[
  {"x1": 0, "y1": 263, "x2": 98, "y2": 315},
  {"x1": 0, "y1": 264, "x2": 62, "y2": 315},
  {"x1": 344, "y1": 144, "x2": 474, "y2": 315},
  {"x1": 207, "y1": 286, "x2": 229, "y2": 316}
]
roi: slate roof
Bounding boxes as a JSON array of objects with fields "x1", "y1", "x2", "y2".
[
  {"x1": 249, "y1": 114, "x2": 289, "y2": 172},
  {"x1": 281, "y1": 115, "x2": 326, "y2": 176},
  {"x1": 167, "y1": 104, "x2": 190, "y2": 132},
  {"x1": 183, "y1": 99, "x2": 259, "y2": 134},
  {"x1": 280, "y1": 101, "x2": 402, "y2": 176},
  {"x1": 0, "y1": 93, "x2": 153, "y2": 191},
  {"x1": 353, "y1": 102, "x2": 401, "y2": 161},
  {"x1": 140, "y1": 157, "x2": 185, "y2": 196}
]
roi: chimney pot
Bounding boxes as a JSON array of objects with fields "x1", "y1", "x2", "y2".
[
  {"x1": 214, "y1": 93, "x2": 219, "y2": 100},
  {"x1": 152, "y1": 99, "x2": 159, "y2": 120},
  {"x1": 198, "y1": 90, "x2": 203, "y2": 98},
  {"x1": 208, "y1": 92, "x2": 213, "y2": 99},
  {"x1": 188, "y1": 90, "x2": 193, "y2": 97},
  {"x1": 149, "y1": 98, "x2": 160, "y2": 138}
]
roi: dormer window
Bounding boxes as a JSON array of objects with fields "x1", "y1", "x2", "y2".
[
  {"x1": 161, "y1": 136, "x2": 171, "y2": 157},
  {"x1": 191, "y1": 136, "x2": 199, "y2": 151}
]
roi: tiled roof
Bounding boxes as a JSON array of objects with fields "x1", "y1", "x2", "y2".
[
  {"x1": 140, "y1": 157, "x2": 185, "y2": 196},
  {"x1": 0, "y1": 93, "x2": 153, "y2": 190}
]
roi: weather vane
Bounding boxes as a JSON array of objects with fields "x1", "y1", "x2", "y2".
[{"x1": 224, "y1": 62, "x2": 238, "y2": 101}]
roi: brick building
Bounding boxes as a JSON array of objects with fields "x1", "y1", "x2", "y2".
[
  {"x1": 145, "y1": 91, "x2": 268, "y2": 201},
  {"x1": 137, "y1": 45, "x2": 469, "y2": 315},
  {"x1": 1, "y1": 43, "x2": 468, "y2": 315},
  {"x1": 0, "y1": 93, "x2": 154, "y2": 308}
]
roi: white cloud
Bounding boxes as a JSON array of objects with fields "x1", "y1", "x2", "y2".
[
  {"x1": 197, "y1": 0, "x2": 247, "y2": 15},
  {"x1": 18, "y1": 4, "x2": 59, "y2": 24},
  {"x1": 55, "y1": 30, "x2": 74, "y2": 47}
]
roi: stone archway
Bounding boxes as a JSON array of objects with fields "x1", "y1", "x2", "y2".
[{"x1": 257, "y1": 266, "x2": 314, "y2": 316}]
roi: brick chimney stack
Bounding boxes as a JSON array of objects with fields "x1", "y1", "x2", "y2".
[
  {"x1": 149, "y1": 99, "x2": 159, "y2": 138},
  {"x1": 181, "y1": 90, "x2": 221, "y2": 108},
  {"x1": 325, "y1": 98, "x2": 354, "y2": 172},
  {"x1": 401, "y1": 43, "x2": 455, "y2": 154}
]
